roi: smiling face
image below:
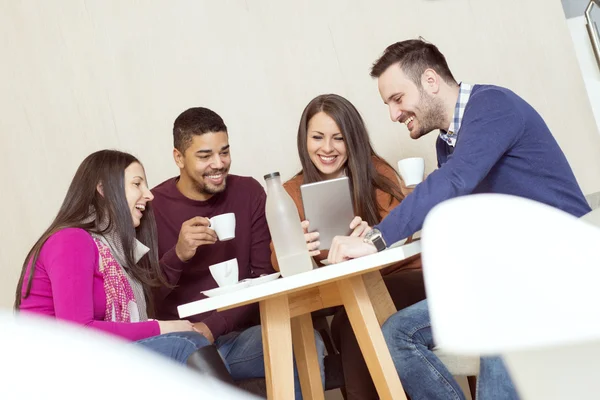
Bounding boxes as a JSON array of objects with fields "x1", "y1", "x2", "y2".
[
  {"x1": 174, "y1": 131, "x2": 231, "y2": 201},
  {"x1": 123, "y1": 162, "x2": 154, "y2": 228},
  {"x1": 377, "y1": 64, "x2": 446, "y2": 139},
  {"x1": 306, "y1": 111, "x2": 348, "y2": 180}
]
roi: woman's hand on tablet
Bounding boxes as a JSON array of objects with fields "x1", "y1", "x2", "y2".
[
  {"x1": 301, "y1": 220, "x2": 321, "y2": 257},
  {"x1": 349, "y1": 216, "x2": 371, "y2": 238}
]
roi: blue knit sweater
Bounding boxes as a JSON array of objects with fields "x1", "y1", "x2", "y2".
[{"x1": 376, "y1": 84, "x2": 591, "y2": 245}]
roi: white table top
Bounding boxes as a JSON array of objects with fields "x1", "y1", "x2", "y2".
[{"x1": 178, "y1": 241, "x2": 421, "y2": 318}]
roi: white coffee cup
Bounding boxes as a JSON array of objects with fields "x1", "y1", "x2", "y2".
[
  {"x1": 209, "y1": 258, "x2": 239, "y2": 287},
  {"x1": 397, "y1": 157, "x2": 425, "y2": 188},
  {"x1": 208, "y1": 213, "x2": 236, "y2": 241}
]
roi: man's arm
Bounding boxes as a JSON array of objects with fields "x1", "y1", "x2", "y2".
[
  {"x1": 154, "y1": 217, "x2": 217, "y2": 303},
  {"x1": 376, "y1": 89, "x2": 525, "y2": 245}
]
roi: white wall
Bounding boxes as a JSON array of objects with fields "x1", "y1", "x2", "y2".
[
  {"x1": 1, "y1": 0, "x2": 600, "y2": 308},
  {"x1": 568, "y1": 16, "x2": 600, "y2": 133}
]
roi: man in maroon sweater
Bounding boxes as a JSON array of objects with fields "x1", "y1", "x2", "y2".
[{"x1": 151, "y1": 107, "x2": 324, "y2": 397}]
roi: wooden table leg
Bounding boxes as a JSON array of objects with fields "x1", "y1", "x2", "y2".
[
  {"x1": 260, "y1": 295, "x2": 295, "y2": 400},
  {"x1": 362, "y1": 271, "x2": 397, "y2": 325},
  {"x1": 291, "y1": 314, "x2": 325, "y2": 400},
  {"x1": 338, "y1": 275, "x2": 407, "y2": 400}
]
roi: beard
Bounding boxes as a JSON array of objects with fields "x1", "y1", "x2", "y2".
[
  {"x1": 412, "y1": 89, "x2": 447, "y2": 139},
  {"x1": 195, "y1": 180, "x2": 227, "y2": 195},
  {"x1": 192, "y1": 167, "x2": 229, "y2": 197}
]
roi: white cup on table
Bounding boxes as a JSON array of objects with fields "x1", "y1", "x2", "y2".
[
  {"x1": 397, "y1": 157, "x2": 425, "y2": 188},
  {"x1": 209, "y1": 258, "x2": 239, "y2": 287}
]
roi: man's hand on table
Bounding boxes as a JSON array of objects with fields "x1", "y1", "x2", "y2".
[
  {"x1": 193, "y1": 322, "x2": 215, "y2": 344},
  {"x1": 327, "y1": 236, "x2": 377, "y2": 264}
]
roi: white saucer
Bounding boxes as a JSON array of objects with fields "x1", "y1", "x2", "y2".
[
  {"x1": 243, "y1": 272, "x2": 281, "y2": 287},
  {"x1": 201, "y1": 280, "x2": 251, "y2": 298},
  {"x1": 201, "y1": 273, "x2": 282, "y2": 297}
]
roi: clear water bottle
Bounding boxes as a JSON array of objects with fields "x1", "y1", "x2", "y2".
[{"x1": 264, "y1": 172, "x2": 313, "y2": 277}]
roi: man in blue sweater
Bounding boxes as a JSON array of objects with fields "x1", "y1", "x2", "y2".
[{"x1": 328, "y1": 39, "x2": 591, "y2": 399}]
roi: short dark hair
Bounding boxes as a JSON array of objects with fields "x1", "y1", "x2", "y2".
[
  {"x1": 370, "y1": 39, "x2": 457, "y2": 87},
  {"x1": 173, "y1": 107, "x2": 228, "y2": 152}
]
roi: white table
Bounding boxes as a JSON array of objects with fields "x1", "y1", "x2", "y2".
[{"x1": 179, "y1": 241, "x2": 421, "y2": 400}]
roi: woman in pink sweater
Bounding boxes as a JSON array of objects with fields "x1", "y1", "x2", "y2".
[{"x1": 15, "y1": 150, "x2": 213, "y2": 365}]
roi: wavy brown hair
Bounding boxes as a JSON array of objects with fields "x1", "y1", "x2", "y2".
[
  {"x1": 15, "y1": 150, "x2": 167, "y2": 312},
  {"x1": 296, "y1": 94, "x2": 405, "y2": 226}
]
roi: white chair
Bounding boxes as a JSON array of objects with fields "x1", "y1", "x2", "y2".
[
  {"x1": 421, "y1": 193, "x2": 600, "y2": 399},
  {"x1": 0, "y1": 311, "x2": 257, "y2": 399}
]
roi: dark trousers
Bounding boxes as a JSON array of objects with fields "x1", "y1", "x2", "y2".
[{"x1": 330, "y1": 268, "x2": 426, "y2": 400}]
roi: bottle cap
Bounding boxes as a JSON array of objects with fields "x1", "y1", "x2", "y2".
[{"x1": 263, "y1": 172, "x2": 281, "y2": 181}]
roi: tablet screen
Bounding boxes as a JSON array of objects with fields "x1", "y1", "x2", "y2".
[{"x1": 300, "y1": 177, "x2": 355, "y2": 250}]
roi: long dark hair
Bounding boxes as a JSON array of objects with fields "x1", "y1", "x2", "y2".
[
  {"x1": 296, "y1": 94, "x2": 405, "y2": 226},
  {"x1": 14, "y1": 150, "x2": 167, "y2": 311}
]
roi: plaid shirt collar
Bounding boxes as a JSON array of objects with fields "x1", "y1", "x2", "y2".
[{"x1": 439, "y1": 83, "x2": 473, "y2": 147}]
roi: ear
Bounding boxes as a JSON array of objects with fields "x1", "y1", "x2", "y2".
[
  {"x1": 96, "y1": 182, "x2": 104, "y2": 197},
  {"x1": 421, "y1": 68, "x2": 440, "y2": 95},
  {"x1": 173, "y1": 148, "x2": 185, "y2": 169}
]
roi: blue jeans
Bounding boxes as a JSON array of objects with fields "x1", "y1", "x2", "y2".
[
  {"x1": 137, "y1": 326, "x2": 326, "y2": 400},
  {"x1": 216, "y1": 325, "x2": 326, "y2": 400},
  {"x1": 382, "y1": 300, "x2": 519, "y2": 400},
  {"x1": 136, "y1": 331, "x2": 210, "y2": 363}
]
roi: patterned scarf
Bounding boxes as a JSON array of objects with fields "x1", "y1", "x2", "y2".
[
  {"x1": 91, "y1": 233, "x2": 150, "y2": 322},
  {"x1": 82, "y1": 210, "x2": 150, "y2": 322},
  {"x1": 93, "y1": 237, "x2": 136, "y2": 322}
]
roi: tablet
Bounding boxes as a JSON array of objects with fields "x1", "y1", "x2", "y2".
[{"x1": 300, "y1": 176, "x2": 355, "y2": 250}]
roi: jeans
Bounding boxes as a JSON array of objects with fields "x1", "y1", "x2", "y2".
[
  {"x1": 136, "y1": 331, "x2": 210, "y2": 363},
  {"x1": 381, "y1": 300, "x2": 519, "y2": 400},
  {"x1": 138, "y1": 325, "x2": 326, "y2": 400},
  {"x1": 216, "y1": 325, "x2": 326, "y2": 400}
]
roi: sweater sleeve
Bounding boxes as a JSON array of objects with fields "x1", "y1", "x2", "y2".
[
  {"x1": 201, "y1": 303, "x2": 260, "y2": 340},
  {"x1": 45, "y1": 229, "x2": 160, "y2": 341},
  {"x1": 375, "y1": 89, "x2": 524, "y2": 245}
]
